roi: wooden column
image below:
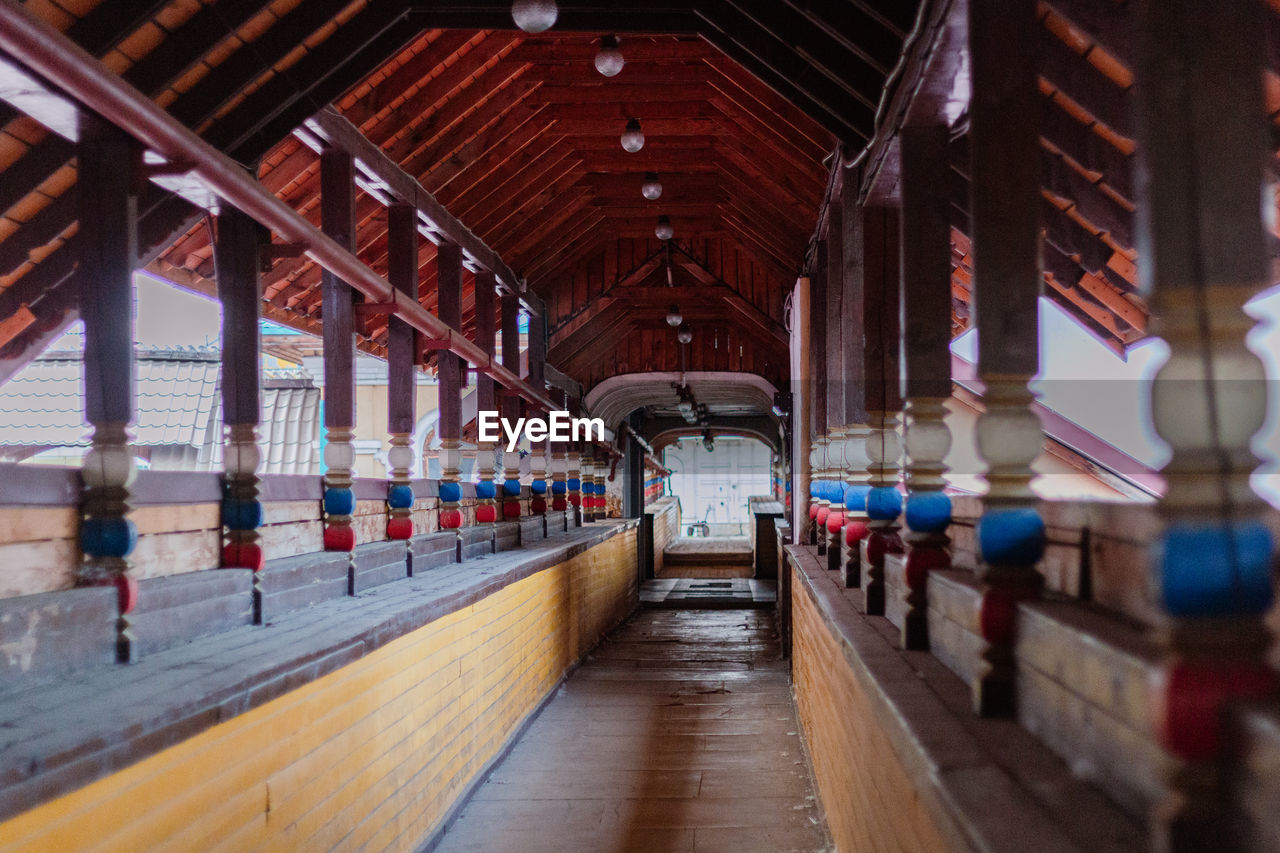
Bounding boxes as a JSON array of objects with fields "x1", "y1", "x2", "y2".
[
  {"x1": 860, "y1": 205, "x2": 904, "y2": 617},
  {"x1": 898, "y1": 124, "x2": 954, "y2": 650},
  {"x1": 473, "y1": 271, "x2": 500, "y2": 526},
  {"x1": 319, "y1": 148, "x2": 358, "y2": 553},
  {"x1": 840, "y1": 174, "x2": 872, "y2": 589},
  {"x1": 825, "y1": 188, "x2": 852, "y2": 573},
  {"x1": 500, "y1": 290, "x2": 523, "y2": 520},
  {"x1": 76, "y1": 114, "x2": 142, "y2": 663},
  {"x1": 968, "y1": 0, "x2": 1045, "y2": 716},
  {"x1": 436, "y1": 243, "x2": 465, "y2": 529},
  {"x1": 385, "y1": 203, "x2": 418, "y2": 541},
  {"x1": 808, "y1": 240, "x2": 831, "y2": 550},
  {"x1": 580, "y1": 448, "x2": 596, "y2": 523},
  {"x1": 567, "y1": 416, "x2": 583, "y2": 524},
  {"x1": 1133, "y1": 1, "x2": 1278, "y2": 848},
  {"x1": 527, "y1": 306, "x2": 549, "y2": 515},
  {"x1": 550, "y1": 388, "x2": 570, "y2": 514},
  {"x1": 213, "y1": 204, "x2": 266, "y2": 623}
]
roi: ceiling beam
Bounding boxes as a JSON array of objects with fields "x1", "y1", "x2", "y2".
[{"x1": 302, "y1": 108, "x2": 525, "y2": 293}]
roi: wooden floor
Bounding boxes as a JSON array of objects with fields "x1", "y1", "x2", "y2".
[
  {"x1": 640, "y1": 578, "x2": 777, "y2": 609},
  {"x1": 435, "y1": 609, "x2": 831, "y2": 852}
]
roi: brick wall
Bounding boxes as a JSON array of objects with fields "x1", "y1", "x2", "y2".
[
  {"x1": 648, "y1": 496, "x2": 679, "y2": 576},
  {"x1": 0, "y1": 528, "x2": 637, "y2": 852},
  {"x1": 791, "y1": 565, "x2": 953, "y2": 853}
]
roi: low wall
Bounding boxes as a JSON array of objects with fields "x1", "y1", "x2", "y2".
[
  {"x1": 0, "y1": 523, "x2": 637, "y2": 852},
  {"x1": 787, "y1": 545, "x2": 1144, "y2": 853},
  {"x1": 791, "y1": 554, "x2": 954, "y2": 853}
]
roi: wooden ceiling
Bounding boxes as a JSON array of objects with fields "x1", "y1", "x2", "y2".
[
  {"x1": 0, "y1": 0, "x2": 918, "y2": 399},
  {"x1": 152, "y1": 28, "x2": 838, "y2": 391}
]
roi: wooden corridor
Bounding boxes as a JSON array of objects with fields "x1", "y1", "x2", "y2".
[{"x1": 434, "y1": 609, "x2": 830, "y2": 852}]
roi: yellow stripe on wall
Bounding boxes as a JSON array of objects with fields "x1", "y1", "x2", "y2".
[
  {"x1": 0, "y1": 529, "x2": 636, "y2": 853},
  {"x1": 791, "y1": 564, "x2": 951, "y2": 853}
]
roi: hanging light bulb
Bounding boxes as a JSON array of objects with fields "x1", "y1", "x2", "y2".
[
  {"x1": 511, "y1": 0, "x2": 557, "y2": 32},
  {"x1": 655, "y1": 214, "x2": 673, "y2": 241},
  {"x1": 642, "y1": 172, "x2": 663, "y2": 200},
  {"x1": 621, "y1": 118, "x2": 644, "y2": 153},
  {"x1": 666, "y1": 304, "x2": 682, "y2": 327},
  {"x1": 594, "y1": 35, "x2": 624, "y2": 77},
  {"x1": 677, "y1": 324, "x2": 693, "y2": 345}
]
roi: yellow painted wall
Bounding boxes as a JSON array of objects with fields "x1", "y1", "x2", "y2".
[
  {"x1": 791, "y1": 565, "x2": 952, "y2": 853},
  {"x1": 0, "y1": 528, "x2": 637, "y2": 853}
]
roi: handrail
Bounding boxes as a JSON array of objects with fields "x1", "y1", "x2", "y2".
[{"x1": 0, "y1": 0, "x2": 556, "y2": 413}]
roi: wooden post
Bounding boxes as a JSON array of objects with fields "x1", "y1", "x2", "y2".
[
  {"x1": 551, "y1": 388, "x2": 569, "y2": 514},
  {"x1": 385, "y1": 202, "x2": 418, "y2": 541},
  {"x1": 1132, "y1": 1, "x2": 1278, "y2": 848},
  {"x1": 500, "y1": 290, "x2": 523, "y2": 520},
  {"x1": 581, "y1": 448, "x2": 596, "y2": 523},
  {"x1": 436, "y1": 243, "x2": 465, "y2": 530},
  {"x1": 319, "y1": 147, "x2": 358, "y2": 554},
  {"x1": 76, "y1": 114, "x2": 142, "y2": 663},
  {"x1": 968, "y1": 0, "x2": 1045, "y2": 716},
  {"x1": 527, "y1": 306, "x2": 549, "y2": 515},
  {"x1": 567, "y1": 439, "x2": 582, "y2": 525},
  {"x1": 840, "y1": 175, "x2": 872, "y2": 588},
  {"x1": 825, "y1": 188, "x2": 850, "y2": 573},
  {"x1": 809, "y1": 240, "x2": 831, "y2": 550},
  {"x1": 473, "y1": 271, "x2": 500, "y2": 526},
  {"x1": 213, "y1": 204, "x2": 266, "y2": 626},
  {"x1": 860, "y1": 205, "x2": 904, "y2": 617},
  {"x1": 898, "y1": 123, "x2": 954, "y2": 651}
]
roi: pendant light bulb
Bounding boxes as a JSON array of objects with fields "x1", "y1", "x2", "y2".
[
  {"x1": 621, "y1": 118, "x2": 644, "y2": 153},
  {"x1": 655, "y1": 214, "x2": 673, "y2": 241},
  {"x1": 677, "y1": 324, "x2": 693, "y2": 345},
  {"x1": 594, "y1": 35, "x2": 624, "y2": 77},
  {"x1": 642, "y1": 172, "x2": 663, "y2": 200},
  {"x1": 511, "y1": 0, "x2": 557, "y2": 32},
  {"x1": 666, "y1": 304, "x2": 682, "y2": 327}
]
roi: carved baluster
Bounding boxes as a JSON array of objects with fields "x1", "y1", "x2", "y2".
[
  {"x1": 475, "y1": 445, "x2": 499, "y2": 526},
  {"x1": 814, "y1": 434, "x2": 832, "y2": 554},
  {"x1": 841, "y1": 423, "x2": 872, "y2": 588},
  {"x1": 968, "y1": 0, "x2": 1045, "y2": 716},
  {"x1": 582, "y1": 452, "x2": 597, "y2": 522},
  {"x1": 529, "y1": 437, "x2": 549, "y2": 516},
  {"x1": 567, "y1": 447, "x2": 582, "y2": 524},
  {"x1": 825, "y1": 426, "x2": 846, "y2": 571},
  {"x1": 898, "y1": 123, "x2": 954, "y2": 651},
  {"x1": 863, "y1": 408, "x2": 903, "y2": 616},
  {"x1": 1133, "y1": 0, "x2": 1278, "y2": 848}
]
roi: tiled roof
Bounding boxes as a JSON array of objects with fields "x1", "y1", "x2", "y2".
[
  {"x1": 0, "y1": 345, "x2": 220, "y2": 449},
  {"x1": 0, "y1": 345, "x2": 321, "y2": 475}
]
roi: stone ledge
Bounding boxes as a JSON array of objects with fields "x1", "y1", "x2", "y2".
[
  {"x1": 1237, "y1": 704, "x2": 1280, "y2": 852},
  {"x1": 0, "y1": 520, "x2": 637, "y2": 823},
  {"x1": 786, "y1": 545, "x2": 1145, "y2": 853}
]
